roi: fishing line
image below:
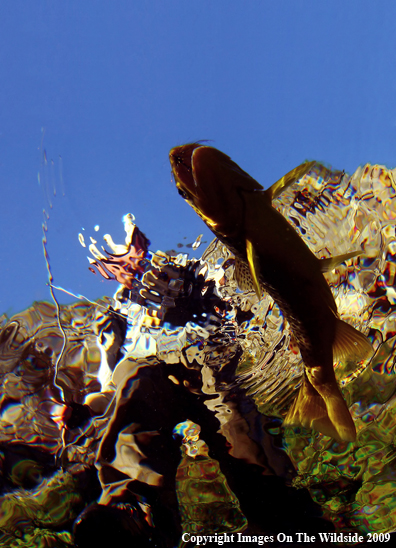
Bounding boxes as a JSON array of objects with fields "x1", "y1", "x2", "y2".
[
  {"x1": 48, "y1": 283, "x2": 126, "y2": 320},
  {"x1": 38, "y1": 132, "x2": 73, "y2": 466},
  {"x1": 42, "y1": 216, "x2": 68, "y2": 403},
  {"x1": 39, "y1": 144, "x2": 68, "y2": 405}
]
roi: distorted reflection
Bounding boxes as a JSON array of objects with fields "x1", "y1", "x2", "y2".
[{"x1": 1, "y1": 162, "x2": 396, "y2": 546}]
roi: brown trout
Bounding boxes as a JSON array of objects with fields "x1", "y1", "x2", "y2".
[{"x1": 169, "y1": 144, "x2": 372, "y2": 442}]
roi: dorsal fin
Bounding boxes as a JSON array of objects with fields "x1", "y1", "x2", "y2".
[
  {"x1": 320, "y1": 251, "x2": 362, "y2": 272},
  {"x1": 265, "y1": 161, "x2": 315, "y2": 202}
]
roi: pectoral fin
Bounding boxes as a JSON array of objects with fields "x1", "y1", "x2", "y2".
[
  {"x1": 234, "y1": 258, "x2": 254, "y2": 292},
  {"x1": 320, "y1": 251, "x2": 362, "y2": 272},
  {"x1": 246, "y1": 239, "x2": 262, "y2": 299},
  {"x1": 266, "y1": 161, "x2": 315, "y2": 202}
]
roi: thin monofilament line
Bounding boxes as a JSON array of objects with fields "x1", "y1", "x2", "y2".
[
  {"x1": 44, "y1": 250, "x2": 119, "y2": 464},
  {"x1": 42, "y1": 209, "x2": 68, "y2": 404},
  {"x1": 37, "y1": 134, "x2": 67, "y2": 401},
  {"x1": 48, "y1": 283, "x2": 126, "y2": 319}
]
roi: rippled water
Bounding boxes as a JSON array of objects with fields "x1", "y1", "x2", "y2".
[{"x1": 1, "y1": 162, "x2": 396, "y2": 546}]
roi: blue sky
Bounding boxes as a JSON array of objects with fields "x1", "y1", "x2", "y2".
[{"x1": 1, "y1": 1, "x2": 396, "y2": 315}]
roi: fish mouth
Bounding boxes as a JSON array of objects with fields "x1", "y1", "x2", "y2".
[{"x1": 169, "y1": 144, "x2": 202, "y2": 196}]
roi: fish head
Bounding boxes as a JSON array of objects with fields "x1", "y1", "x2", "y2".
[{"x1": 169, "y1": 144, "x2": 263, "y2": 239}]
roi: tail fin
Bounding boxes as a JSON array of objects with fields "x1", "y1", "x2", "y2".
[
  {"x1": 284, "y1": 378, "x2": 356, "y2": 442},
  {"x1": 284, "y1": 321, "x2": 371, "y2": 442}
]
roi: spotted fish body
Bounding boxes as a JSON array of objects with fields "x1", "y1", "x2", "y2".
[{"x1": 170, "y1": 144, "x2": 372, "y2": 442}]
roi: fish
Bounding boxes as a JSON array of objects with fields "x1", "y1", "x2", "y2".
[{"x1": 169, "y1": 143, "x2": 373, "y2": 442}]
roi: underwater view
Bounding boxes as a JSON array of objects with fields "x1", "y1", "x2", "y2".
[{"x1": 2, "y1": 147, "x2": 396, "y2": 548}]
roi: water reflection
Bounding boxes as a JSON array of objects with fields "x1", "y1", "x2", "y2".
[{"x1": 1, "y1": 162, "x2": 396, "y2": 546}]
